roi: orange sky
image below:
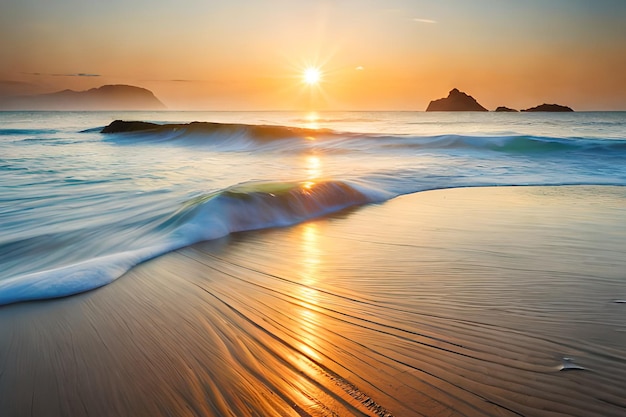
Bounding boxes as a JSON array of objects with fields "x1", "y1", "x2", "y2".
[{"x1": 1, "y1": 0, "x2": 625, "y2": 110}]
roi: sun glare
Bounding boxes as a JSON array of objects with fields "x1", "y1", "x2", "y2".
[{"x1": 303, "y1": 67, "x2": 321, "y2": 85}]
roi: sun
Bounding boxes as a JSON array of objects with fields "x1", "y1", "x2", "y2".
[{"x1": 303, "y1": 67, "x2": 321, "y2": 85}]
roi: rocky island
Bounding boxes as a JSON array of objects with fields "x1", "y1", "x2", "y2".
[
  {"x1": 495, "y1": 106, "x2": 518, "y2": 112},
  {"x1": 0, "y1": 84, "x2": 165, "y2": 110},
  {"x1": 426, "y1": 88, "x2": 488, "y2": 112},
  {"x1": 522, "y1": 103, "x2": 574, "y2": 112}
]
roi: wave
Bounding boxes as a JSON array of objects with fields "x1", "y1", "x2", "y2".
[
  {"x1": 79, "y1": 126, "x2": 104, "y2": 133},
  {"x1": 0, "y1": 179, "x2": 390, "y2": 306},
  {"x1": 97, "y1": 120, "x2": 626, "y2": 156},
  {"x1": 377, "y1": 134, "x2": 626, "y2": 153},
  {"x1": 289, "y1": 116, "x2": 380, "y2": 123},
  {"x1": 99, "y1": 119, "x2": 345, "y2": 151},
  {"x1": 172, "y1": 179, "x2": 390, "y2": 241},
  {"x1": 0, "y1": 128, "x2": 58, "y2": 136}
]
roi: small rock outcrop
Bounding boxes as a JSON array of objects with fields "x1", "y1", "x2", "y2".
[
  {"x1": 495, "y1": 106, "x2": 518, "y2": 112},
  {"x1": 522, "y1": 103, "x2": 573, "y2": 112},
  {"x1": 426, "y1": 88, "x2": 488, "y2": 112}
]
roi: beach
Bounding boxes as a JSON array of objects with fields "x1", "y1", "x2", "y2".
[
  {"x1": 2, "y1": 185, "x2": 625, "y2": 417},
  {"x1": 3, "y1": 0, "x2": 626, "y2": 415}
]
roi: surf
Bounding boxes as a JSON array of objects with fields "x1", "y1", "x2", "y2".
[
  {"x1": 0, "y1": 179, "x2": 390, "y2": 306},
  {"x1": 99, "y1": 119, "x2": 626, "y2": 157},
  {"x1": 99, "y1": 119, "x2": 347, "y2": 151},
  {"x1": 2, "y1": 112, "x2": 626, "y2": 306}
]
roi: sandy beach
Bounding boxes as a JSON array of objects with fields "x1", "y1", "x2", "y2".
[{"x1": 1, "y1": 186, "x2": 625, "y2": 417}]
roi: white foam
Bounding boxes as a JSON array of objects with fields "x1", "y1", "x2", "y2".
[{"x1": 0, "y1": 244, "x2": 170, "y2": 305}]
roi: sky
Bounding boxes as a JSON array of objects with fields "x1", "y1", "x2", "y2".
[{"x1": 1, "y1": 0, "x2": 626, "y2": 110}]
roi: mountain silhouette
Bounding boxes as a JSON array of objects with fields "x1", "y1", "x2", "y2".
[{"x1": 0, "y1": 85, "x2": 165, "y2": 110}]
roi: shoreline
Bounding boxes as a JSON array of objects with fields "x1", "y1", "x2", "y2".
[{"x1": 1, "y1": 185, "x2": 625, "y2": 416}]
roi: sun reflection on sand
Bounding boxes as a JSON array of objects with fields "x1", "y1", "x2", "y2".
[
  {"x1": 295, "y1": 222, "x2": 322, "y2": 360},
  {"x1": 300, "y1": 222, "x2": 321, "y2": 284}
]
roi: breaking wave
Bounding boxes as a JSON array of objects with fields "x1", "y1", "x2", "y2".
[
  {"x1": 100, "y1": 120, "x2": 346, "y2": 151},
  {"x1": 99, "y1": 120, "x2": 626, "y2": 156},
  {"x1": 376, "y1": 134, "x2": 626, "y2": 154},
  {"x1": 0, "y1": 180, "x2": 389, "y2": 306}
]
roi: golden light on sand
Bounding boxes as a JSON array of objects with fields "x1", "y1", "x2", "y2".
[
  {"x1": 298, "y1": 221, "x2": 321, "y2": 287},
  {"x1": 296, "y1": 222, "x2": 322, "y2": 359},
  {"x1": 303, "y1": 67, "x2": 321, "y2": 85}
]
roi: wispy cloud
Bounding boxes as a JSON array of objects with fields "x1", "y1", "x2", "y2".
[
  {"x1": 67, "y1": 73, "x2": 100, "y2": 77},
  {"x1": 23, "y1": 72, "x2": 101, "y2": 77},
  {"x1": 413, "y1": 18, "x2": 437, "y2": 24},
  {"x1": 0, "y1": 80, "x2": 34, "y2": 86},
  {"x1": 142, "y1": 79, "x2": 203, "y2": 83}
]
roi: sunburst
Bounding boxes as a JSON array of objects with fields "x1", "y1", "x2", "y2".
[{"x1": 303, "y1": 67, "x2": 321, "y2": 85}]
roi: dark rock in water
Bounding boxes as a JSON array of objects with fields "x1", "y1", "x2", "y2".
[
  {"x1": 101, "y1": 120, "x2": 226, "y2": 134},
  {"x1": 495, "y1": 106, "x2": 518, "y2": 112},
  {"x1": 0, "y1": 84, "x2": 166, "y2": 110},
  {"x1": 522, "y1": 103, "x2": 574, "y2": 112},
  {"x1": 426, "y1": 88, "x2": 488, "y2": 112},
  {"x1": 101, "y1": 120, "x2": 161, "y2": 133},
  {"x1": 101, "y1": 120, "x2": 326, "y2": 137}
]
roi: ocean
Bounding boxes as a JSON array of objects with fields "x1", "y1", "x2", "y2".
[
  {"x1": 1, "y1": 111, "x2": 625, "y2": 305},
  {"x1": 2, "y1": 110, "x2": 626, "y2": 416}
]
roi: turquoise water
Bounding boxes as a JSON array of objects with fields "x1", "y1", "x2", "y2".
[{"x1": 1, "y1": 111, "x2": 625, "y2": 304}]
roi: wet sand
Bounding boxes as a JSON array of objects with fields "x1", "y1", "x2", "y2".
[{"x1": 1, "y1": 186, "x2": 625, "y2": 416}]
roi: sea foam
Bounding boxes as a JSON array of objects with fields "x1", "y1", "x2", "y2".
[{"x1": 0, "y1": 180, "x2": 388, "y2": 305}]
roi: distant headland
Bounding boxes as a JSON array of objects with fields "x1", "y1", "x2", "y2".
[
  {"x1": 426, "y1": 89, "x2": 574, "y2": 112},
  {"x1": 0, "y1": 85, "x2": 165, "y2": 110},
  {"x1": 0, "y1": 84, "x2": 579, "y2": 112}
]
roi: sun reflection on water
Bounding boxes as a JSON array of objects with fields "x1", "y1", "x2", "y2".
[
  {"x1": 305, "y1": 155, "x2": 321, "y2": 180},
  {"x1": 304, "y1": 112, "x2": 320, "y2": 130}
]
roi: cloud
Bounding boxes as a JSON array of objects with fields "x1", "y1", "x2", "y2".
[
  {"x1": 0, "y1": 80, "x2": 33, "y2": 86},
  {"x1": 141, "y1": 78, "x2": 202, "y2": 83},
  {"x1": 413, "y1": 18, "x2": 437, "y2": 24},
  {"x1": 23, "y1": 72, "x2": 101, "y2": 77},
  {"x1": 53, "y1": 73, "x2": 101, "y2": 77}
]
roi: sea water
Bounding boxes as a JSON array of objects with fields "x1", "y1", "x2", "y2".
[{"x1": 1, "y1": 111, "x2": 625, "y2": 305}]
